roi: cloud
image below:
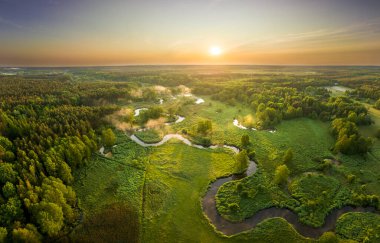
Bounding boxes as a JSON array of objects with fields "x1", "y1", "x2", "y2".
[{"x1": 232, "y1": 18, "x2": 380, "y2": 52}]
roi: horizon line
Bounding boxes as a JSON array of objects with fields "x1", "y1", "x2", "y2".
[{"x1": 1, "y1": 64, "x2": 380, "y2": 69}]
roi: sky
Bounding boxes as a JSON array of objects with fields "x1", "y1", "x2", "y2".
[{"x1": 1, "y1": 0, "x2": 380, "y2": 66}]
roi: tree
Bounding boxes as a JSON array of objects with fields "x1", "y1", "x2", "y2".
[
  {"x1": 33, "y1": 202, "x2": 64, "y2": 237},
  {"x1": 283, "y1": 148, "x2": 293, "y2": 164},
  {"x1": 347, "y1": 111, "x2": 358, "y2": 123},
  {"x1": 197, "y1": 120, "x2": 212, "y2": 135},
  {"x1": 102, "y1": 128, "x2": 116, "y2": 147},
  {"x1": 236, "y1": 150, "x2": 249, "y2": 173},
  {"x1": 0, "y1": 163, "x2": 17, "y2": 184},
  {"x1": 319, "y1": 232, "x2": 338, "y2": 243},
  {"x1": 2, "y1": 182, "x2": 16, "y2": 199},
  {"x1": 12, "y1": 224, "x2": 41, "y2": 243},
  {"x1": 0, "y1": 197, "x2": 23, "y2": 225},
  {"x1": 0, "y1": 145, "x2": 5, "y2": 160},
  {"x1": 0, "y1": 227, "x2": 7, "y2": 243},
  {"x1": 241, "y1": 135, "x2": 250, "y2": 148},
  {"x1": 274, "y1": 164, "x2": 290, "y2": 185}
]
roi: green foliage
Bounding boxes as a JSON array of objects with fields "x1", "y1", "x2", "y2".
[
  {"x1": 331, "y1": 118, "x2": 372, "y2": 154},
  {"x1": 283, "y1": 148, "x2": 294, "y2": 164},
  {"x1": 197, "y1": 120, "x2": 212, "y2": 135},
  {"x1": 0, "y1": 197, "x2": 23, "y2": 225},
  {"x1": 2, "y1": 182, "x2": 16, "y2": 199},
  {"x1": 0, "y1": 76, "x2": 116, "y2": 238},
  {"x1": 0, "y1": 163, "x2": 17, "y2": 184},
  {"x1": 241, "y1": 135, "x2": 250, "y2": 148},
  {"x1": 248, "y1": 150, "x2": 256, "y2": 160},
  {"x1": 138, "y1": 106, "x2": 164, "y2": 124},
  {"x1": 29, "y1": 177, "x2": 77, "y2": 237},
  {"x1": 274, "y1": 164, "x2": 290, "y2": 185},
  {"x1": 228, "y1": 203, "x2": 240, "y2": 211},
  {"x1": 102, "y1": 128, "x2": 116, "y2": 147},
  {"x1": 336, "y1": 212, "x2": 380, "y2": 242},
  {"x1": 134, "y1": 129, "x2": 163, "y2": 144},
  {"x1": 236, "y1": 150, "x2": 249, "y2": 173},
  {"x1": 374, "y1": 98, "x2": 380, "y2": 110},
  {"x1": 0, "y1": 227, "x2": 7, "y2": 243},
  {"x1": 289, "y1": 174, "x2": 351, "y2": 227},
  {"x1": 346, "y1": 174, "x2": 356, "y2": 183},
  {"x1": 216, "y1": 170, "x2": 295, "y2": 222},
  {"x1": 12, "y1": 224, "x2": 42, "y2": 243},
  {"x1": 233, "y1": 218, "x2": 309, "y2": 243},
  {"x1": 318, "y1": 232, "x2": 338, "y2": 243},
  {"x1": 136, "y1": 143, "x2": 239, "y2": 243},
  {"x1": 34, "y1": 202, "x2": 64, "y2": 237},
  {"x1": 256, "y1": 105, "x2": 283, "y2": 129}
]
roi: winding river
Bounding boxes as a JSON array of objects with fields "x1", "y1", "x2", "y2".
[
  {"x1": 128, "y1": 111, "x2": 377, "y2": 239},
  {"x1": 130, "y1": 133, "x2": 243, "y2": 154}
]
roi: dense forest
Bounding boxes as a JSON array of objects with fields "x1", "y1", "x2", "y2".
[{"x1": 0, "y1": 75, "x2": 136, "y2": 241}]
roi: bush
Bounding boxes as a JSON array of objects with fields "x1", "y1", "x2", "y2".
[
  {"x1": 236, "y1": 183, "x2": 243, "y2": 192},
  {"x1": 241, "y1": 191, "x2": 249, "y2": 198},
  {"x1": 336, "y1": 212, "x2": 380, "y2": 242},
  {"x1": 199, "y1": 137, "x2": 211, "y2": 147},
  {"x1": 102, "y1": 128, "x2": 116, "y2": 147},
  {"x1": 228, "y1": 203, "x2": 240, "y2": 211},
  {"x1": 347, "y1": 174, "x2": 356, "y2": 183},
  {"x1": 0, "y1": 227, "x2": 7, "y2": 243},
  {"x1": 319, "y1": 231, "x2": 338, "y2": 243},
  {"x1": 248, "y1": 150, "x2": 256, "y2": 160},
  {"x1": 274, "y1": 165, "x2": 290, "y2": 185},
  {"x1": 283, "y1": 149, "x2": 293, "y2": 164},
  {"x1": 241, "y1": 135, "x2": 250, "y2": 148},
  {"x1": 235, "y1": 150, "x2": 249, "y2": 173}
]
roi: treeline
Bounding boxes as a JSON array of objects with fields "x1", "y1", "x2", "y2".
[
  {"x1": 0, "y1": 77, "x2": 135, "y2": 106},
  {"x1": 193, "y1": 79, "x2": 374, "y2": 155},
  {"x1": 348, "y1": 84, "x2": 380, "y2": 101},
  {"x1": 0, "y1": 77, "x2": 125, "y2": 241},
  {"x1": 331, "y1": 119, "x2": 373, "y2": 154}
]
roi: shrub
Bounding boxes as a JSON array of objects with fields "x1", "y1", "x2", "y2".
[
  {"x1": 319, "y1": 231, "x2": 338, "y2": 243},
  {"x1": 347, "y1": 174, "x2": 356, "y2": 183},
  {"x1": 102, "y1": 128, "x2": 116, "y2": 147},
  {"x1": 236, "y1": 183, "x2": 243, "y2": 192},
  {"x1": 228, "y1": 203, "x2": 239, "y2": 211},
  {"x1": 274, "y1": 165, "x2": 290, "y2": 185},
  {"x1": 0, "y1": 227, "x2": 7, "y2": 243},
  {"x1": 241, "y1": 191, "x2": 249, "y2": 198}
]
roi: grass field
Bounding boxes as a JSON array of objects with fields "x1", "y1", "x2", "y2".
[
  {"x1": 171, "y1": 97, "x2": 335, "y2": 175},
  {"x1": 134, "y1": 129, "x2": 164, "y2": 143},
  {"x1": 72, "y1": 132, "x2": 312, "y2": 242},
  {"x1": 141, "y1": 142, "x2": 238, "y2": 242},
  {"x1": 71, "y1": 133, "x2": 148, "y2": 242}
]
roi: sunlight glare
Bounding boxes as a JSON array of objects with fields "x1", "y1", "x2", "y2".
[{"x1": 209, "y1": 46, "x2": 222, "y2": 56}]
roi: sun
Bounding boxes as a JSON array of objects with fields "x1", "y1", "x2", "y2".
[{"x1": 209, "y1": 46, "x2": 222, "y2": 56}]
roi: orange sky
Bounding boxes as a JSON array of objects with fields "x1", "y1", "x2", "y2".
[{"x1": 1, "y1": 0, "x2": 380, "y2": 66}]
